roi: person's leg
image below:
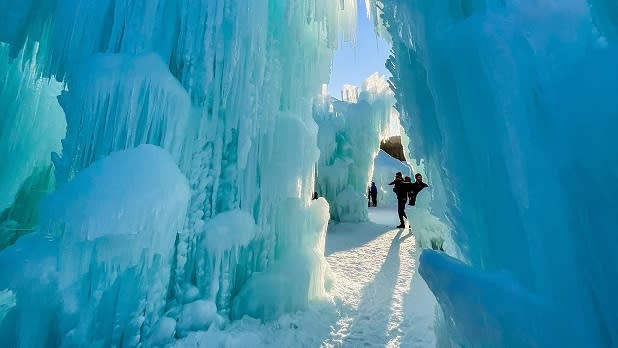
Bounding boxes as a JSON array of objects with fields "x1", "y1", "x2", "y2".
[{"x1": 397, "y1": 199, "x2": 405, "y2": 227}]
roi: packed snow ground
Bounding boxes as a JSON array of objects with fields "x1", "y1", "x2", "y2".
[{"x1": 176, "y1": 208, "x2": 436, "y2": 347}]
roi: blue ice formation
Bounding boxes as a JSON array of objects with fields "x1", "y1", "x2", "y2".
[
  {"x1": 0, "y1": 0, "x2": 357, "y2": 345},
  {"x1": 0, "y1": 289, "x2": 15, "y2": 324},
  {"x1": 314, "y1": 73, "x2": 394, "y2": 222},
  {"x1": 372, "y1": 0, "x2": 618, "y2": 346},
  {"x1": 0, "y1": 43, "x2": 66, "y2": 248},
  {"x1": 1, "y1": 145, "x2": 190, "y2": 346}
]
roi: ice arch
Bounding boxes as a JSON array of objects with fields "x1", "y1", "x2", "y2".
[
  {"x1": 0, "y1": 0, "x2": 357, "y2": 345},
  {"x1": 371, "y1": 0, "x2": 618, "y2": 346}
]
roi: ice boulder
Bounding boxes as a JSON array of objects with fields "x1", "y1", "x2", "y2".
[
  {"x1": 419, "y1": 250, "x2": 583, "y2": 347},
  {"x1": 177, "y1": 300, "x2": 224, "y2": 337},
  {"x1": 144, "y1": 317, "x2": 177, "y2": 347},
  {"x1": 54, "y1": 53, "x2": 192, "y2": 184},
  {"x1": 314, "y1": 74, "x2": 394, "y2": 222},
  {"x1": 0, "y1": 144, "x2": 190, "y2": 347}
]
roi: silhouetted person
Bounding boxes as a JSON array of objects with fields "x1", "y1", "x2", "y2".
[
  {"x1": 370, "y1": 181, "x2": 378, "y2": 207},
  {"x1": 388, "y1": 172, "x2": 411, "y2": 228},
  {"x1": 312, "y1": 192, "x2": 318, "y2": 200},
  {"x1": 408, "y1": 173, "x2": 428, "y2": 206}
]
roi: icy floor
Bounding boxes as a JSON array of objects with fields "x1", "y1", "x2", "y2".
[{"x1": 176, "y1": 208, "x2": 436, "y2": 347}]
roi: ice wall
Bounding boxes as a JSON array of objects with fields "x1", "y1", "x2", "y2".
[
  {"x1": 374, "y1": 0, "x2": 618, "y2": 346},
  {"x1": 314, "y1": 74, "x2": 394, "y2": 222},
  {"x1": 0, "y1": 0, "x2": 356, "y2": 344}
]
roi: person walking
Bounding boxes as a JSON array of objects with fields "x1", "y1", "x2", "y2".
[
  {"x1": 388, "y1": 172, "x2": 411, "y2": 228},
  {"x1": 370, "y1": 181, "x2": 378, "y2": 207}
]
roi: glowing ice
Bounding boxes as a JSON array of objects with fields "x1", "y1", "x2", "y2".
[
  {"x1": 314, "y1": 73, "x2": 394, "y2": 222},
  {"x1": 0, "y1": 0, "x2": 356, "y2": 345},
  {"x1": 374, "y1": 0, "x2": 618, "y2": 345}
]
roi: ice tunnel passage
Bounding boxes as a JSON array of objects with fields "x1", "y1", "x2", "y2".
[{"x1": 0, "y1": 0, "x2": 617, "y2": 347}]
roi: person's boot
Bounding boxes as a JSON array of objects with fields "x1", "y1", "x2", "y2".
[{"x1": 396, "y1": 223, "x2": 405, "y2": 228}]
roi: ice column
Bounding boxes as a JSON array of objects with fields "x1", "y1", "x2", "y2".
[
  {"x1": 314, "y1": 73, "x2": 394, "y2": 222},
  {"x1": 0, "y1": 0, "x2": 357, "y2": 343}
]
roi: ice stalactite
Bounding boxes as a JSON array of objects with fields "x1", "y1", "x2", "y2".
[
  {"x1": 53, "y1": 53, "x2": 192, "y2": 184},
  {"x1": 374, "y1": 0, "x2": 618, "y2": 346},
  {"x1": 0, "y1": 0, "x2": 356, "y2": 345},
  {"x1": 314, "y1": 74, "x2": 394, "y2": 222}
]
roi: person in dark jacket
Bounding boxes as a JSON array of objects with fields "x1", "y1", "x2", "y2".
[
  {"x1": 370, "y1": 181, "x2": 378, "y2": 207},
  {"x1": 388, "y1": 172, "x2": 411, "y2": 228},
  {"x1": 408, "y1": 173, "x2": 428, "y2": 206}
]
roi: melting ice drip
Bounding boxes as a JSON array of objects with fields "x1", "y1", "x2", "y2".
[{"x1": 0, "y1": 0, "x2": 358, "y2": 346}]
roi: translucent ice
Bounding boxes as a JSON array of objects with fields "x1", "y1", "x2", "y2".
[
  {"x1": 374, "y1": 0, "x2": 618, "y2": 345},
  {"x1": 0, "y1": 1, "x2": 357, "y2": 344},
  {"x1": 53, "y1": 53, "x2": 192, "y2": 184},
  {"x1": 0, "y1": 43, "x2": 65, "y2": 249},
  {"x1": 0, "y1": 145, "x2": 190, "y2": 347},
  {"x1": 314, "y1": 73, "x2": 394, "y2": 222},
  {"x1": 371, "y1": 149, "x2": 411, "y2": 208},
  {"x1": 0, "y1": 290, "x2": 15, "y2": 323}
]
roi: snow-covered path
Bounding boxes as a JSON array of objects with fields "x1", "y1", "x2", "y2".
[
  {"x1": 177, "y1": 208, "x2": 437, "y2": 347},
  {"x1": 321, "y1": 208, "x2": 435, "y2": 347},
  {"x1": 325, "y1": 219, "x2": 415, "y2": 346}
]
